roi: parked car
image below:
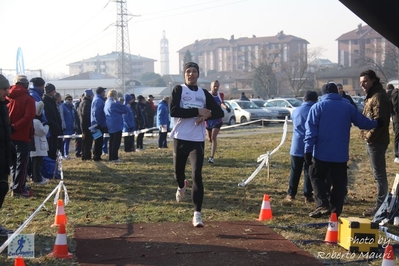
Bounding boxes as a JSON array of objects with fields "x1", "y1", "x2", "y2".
[
  {"x1": 226, "y1": 100, "x2": 276, "y2": 125},
  {"x1": 265, "y1": 98, "x2": 302, "y2": 115},
  {"x1": 250, "y1": 99, "x2": 291, "y2": 120},
  {"x1": 222, "y1": 101, "x2": 236, "y2": 125}
]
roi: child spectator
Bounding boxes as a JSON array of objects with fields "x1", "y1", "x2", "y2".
[{"x1": 30, "y1": 101, "x2": 49, "y2": 185}]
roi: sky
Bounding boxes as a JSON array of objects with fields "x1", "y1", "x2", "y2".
[{"x1": 0, "y1": 0, "x2": 365, "y2": 77}]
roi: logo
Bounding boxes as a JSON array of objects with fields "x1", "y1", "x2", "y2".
[{"x1": 8, "y1": 234, "x2": 35, "y2": 258}]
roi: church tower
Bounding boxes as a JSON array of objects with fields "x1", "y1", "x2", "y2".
[{"x1": 160, "y1": 30, "x2": 169, "y2": 75}]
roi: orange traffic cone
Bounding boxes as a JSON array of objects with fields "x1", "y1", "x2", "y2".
[
  {"x1": 51, "y1": 199, "x2": 67, "y2": 227},
  {"x1": 48, "y1": 223, "x2": 73, "y2": 259},
  {"x1": 14, "y1": 256, "x2": 25, "y2": 266},
  {"x1": 324, "y1": 212, "x2": 338, "y2": 244},
  {"x1": 381, "y1": 244, "x2": 395, "y2": 266},
  {"x1": 256, "y1": 194, "x2": 272, "y2": 221}
]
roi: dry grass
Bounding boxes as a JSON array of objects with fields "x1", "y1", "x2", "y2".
[{"x1": 0, "y1": 123, "x2": 398, "y2": 265}]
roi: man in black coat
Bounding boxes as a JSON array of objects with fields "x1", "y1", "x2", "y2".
[
  {"x1": 79, "y1": 89, "x2": 94, "y2": 160},
  {"x1": 42, "y1": 83, "x2": 63, "y2": 160},
  {"x1": 0, "y1": 74, "x2": 14, "y2": 235}
]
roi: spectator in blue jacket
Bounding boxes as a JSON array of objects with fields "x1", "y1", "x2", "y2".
[
  {"x1": 304, "y1": 82, "x2": 382, "y2": 218},
  {"x1": 285, "y1": 91, "x2": 318, "y2": 203},
  {"x1": 29, "y1": 77, "x2": 45, "y2": 102},
  {"x1": 122, "y1": 94, "x2": 136, "y2": 152},
  {"x1": 156, "y1": 96, "x2": 170, "y2": 148},
  {"x1": 60, "y1": 94, "x2": 75, "y2": 159},
  {"x1": 91, "y1": 87, "x2": 107, "y2": 161},
  {"x1": 104, "y1": 89, "x2": 129, "y2": 162}
]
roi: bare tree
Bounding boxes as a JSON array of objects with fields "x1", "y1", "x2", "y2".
[
  {"x1": 280, "y1": 48, "x2": 322, "y2": 96},
  {"x1": 357, "y1": 42, "x2": 399, "y2": 83},
  {"x1": 251, "y1": 47, "x2": 281, "y2": 99}
]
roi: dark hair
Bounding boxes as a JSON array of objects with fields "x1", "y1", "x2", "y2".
[
  {"x1": 360, "y1": 70, "x2": 380, "y2": 84},
  {"x1": 387, "y1": 84, "x2": 394, "y2": 90}
]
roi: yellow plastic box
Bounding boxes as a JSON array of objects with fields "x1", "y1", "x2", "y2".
[{"x1": 338, "y1": 217, "x2": 379, "y2": 253}]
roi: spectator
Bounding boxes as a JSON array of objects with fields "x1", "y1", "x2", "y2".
[
  {"x1": 42, "y1": 83, "x2": 63, "y2": 160},
  {"x1": 30, "y1": 101, "x2": 49, "y2": 185},
  {"x1": 305, "y1": 82, "x2": 381, "y2": 218},
  {"x1": 360, "y1": 70, "x2": 391, "y2": 217},
  {"x1": 239, "y1": 92, "x2": 250, "y2": 101},
  {"x1": 136, "y1": 95, "x2": 147, "y2": 150},
  {"x1": 156, "y1": 96, "x2": 170, "y2": 148},
  {"x1": 91, "y1": 87, "x2": 107, "y2": 161},
  {"x1": 60, "y1": 94, "x2": 75, "y2": 159},
  {"x1": 73, "y1": 93, "x2": 84, "y2": 158},
  {"x1": 0, "y1": 74, "x2": 15, "y2": 234},
  {"x1": 29, "y1": 77, "x2": 46, "y2": 102},
  {"x1": 205, "y1": 80, "x2": 231, "y2": 163},
  {"x1": 337, "y1": 84, "x2": 357, "y2": 109},
  {"x1": 145, "y1": 94, "x2": 156, "y2": 132},
  {"x1": 122, "y1": 94, "x2": 136, "y2": 152},
  {"x1": 285, "y1": 91, "x2": 318, "y2": 203},
  {"x1": 391, "y1": 85, "x2": 399, "y2": 164},
  {"x1": 7, "y1": 75, "x2": 36, "y2": 197},
  {"x1": 104, "y1": 89, "x2": 129, "y2": 162},
  {"x1": 79, "y1": 89, "x2": 94, "y2": 161},
  {"x1": 129, "y1": 94, "x2": 138, "y2": 151},
  {"x1": 170, "y1": 62, "x2": 224, "y2": 227}
]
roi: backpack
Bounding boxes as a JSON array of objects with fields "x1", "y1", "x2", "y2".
[{"x1": 41, "y1": 156, "x2": 61, "y2": 179}]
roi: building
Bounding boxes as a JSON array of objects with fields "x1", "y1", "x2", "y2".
[
  {"x1": 67, "y1": 52, "x2": 156, "y2": 79},
  {"x1": 177, "y1": 31, "x2": 309, "y2": 76},
  {"x1": 336, "y1": 24, "x2": 396, "y2": 68},
  {"x1": 312, "y1": 23, "x2": 399, "y2": 93},
  {"x1": 160, "y1": 30, "x2": 170, "y2": 76}
]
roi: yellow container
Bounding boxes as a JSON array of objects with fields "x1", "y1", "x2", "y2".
[{"x1": 338, "y1": 217, "x2": 379, "y2": 253}]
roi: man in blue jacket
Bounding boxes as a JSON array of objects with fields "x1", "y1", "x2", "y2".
[
  {"x1": 285, "y1": 91, "x2": 318, "y2": 203},
  {"x1": 156, "y1": 96, "x2": 170, "y2": 148},
  {"x1": 91, "y1": 87, "x2": 107, "y2": 161},
  {"x1": 304, "y1": 82, "x2": 382, "y2": 218}
]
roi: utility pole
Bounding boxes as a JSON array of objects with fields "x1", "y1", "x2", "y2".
[{"x1": 112, "y1": 0, "x2": 139, "y2": 94}]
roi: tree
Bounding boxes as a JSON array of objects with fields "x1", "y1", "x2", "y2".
[
  {"x1": 251, "y1": 48, "x2": 280, "y2": 99},
  {"x1": 280, "y1": 48, "x2": 322, "y2": 96},
  {"x1": 357, "y1": 41, "x2": 399, "y2": 83},
  {"x1": 183, "y1": 50, "x2": 193, "y2": 64}
]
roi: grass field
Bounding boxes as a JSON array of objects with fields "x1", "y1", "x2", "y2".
[{"x1": 0, "y1": 122, "x2": 398, "y2": 265}]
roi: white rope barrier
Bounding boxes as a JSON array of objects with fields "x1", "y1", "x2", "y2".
[
  {"x1": 59, "y1": 127, "x2": 159, "y2": 139},
  {"x1": 0, "y1": 152, "x2": 69, "y2": 254},
  {"x1": 238, "y1": 117, "x2": 289, "y2": 187}
]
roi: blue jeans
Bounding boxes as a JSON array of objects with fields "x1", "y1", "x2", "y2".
[
  {"x1": 287, "y1": 155, "x2": 312, "y2": 198},
  {"x1": 366, "y1": 142, "x2": 388, "y2": 207}
]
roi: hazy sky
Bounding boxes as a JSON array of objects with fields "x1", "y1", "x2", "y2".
[{"x1": 0, "y1": 0, "x2": 365, "y2": 76}]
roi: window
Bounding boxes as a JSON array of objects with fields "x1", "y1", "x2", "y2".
[
  {"x1": 354, "y1": 50, "x2": 359, "y2": 55},
  {"x1": 366, "y1": 39, "x2": 370, "y2": 44},
  {"x1": 343, "y1": 79, "x2": 348, "y2": 85},
  {"x1": 353, "y1": 40, "x2": 358, "y2": 45}
]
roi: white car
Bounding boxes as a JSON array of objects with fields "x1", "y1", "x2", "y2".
[
  {"x1": 226, "y1": 100, "x2": 276, "y2": 125},
  {"x1": 222, "y1": 101, "x2": 236, "y2": 125},
  {"x1": 265, "y1": 98, "x2": 302, "y2": 115}
]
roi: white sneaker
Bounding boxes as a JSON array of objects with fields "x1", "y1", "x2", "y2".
[
  {"x1": 176, "y1": 180, "x2": 188, "y2": 203},
  {"x1": 208, "y1": 157, "x2": 214, "y2": 163},
  {"x1": 64, "y1": 155, "x2": 71, "y2": 160},
  {"x1": 394, "y1": 158, "x2": 399, "y2": 164},
  {"x1": 35, "y1": 178, "x2": 49, "y2": 185},
  {"x1": 192, "y1": 212, "x2": 204, "y2": 227}
]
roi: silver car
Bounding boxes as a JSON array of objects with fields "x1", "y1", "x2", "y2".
[
  {"x1": 250, "y1": 99, "x2": 291, "y2": 120},
  {"x1": 226, "y1": 100, "x2": 276, "y2": 125}
]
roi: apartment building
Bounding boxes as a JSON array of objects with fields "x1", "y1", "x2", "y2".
[
  {"x1": 67, "y1": 52, "x2": 156, "y2": 79},
  {"x1": 336, "y1": 23, "x2": 396, "y2": 68},
  {"x1": 177, "y1": 31, "x2": 309, "y2": 76}
]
